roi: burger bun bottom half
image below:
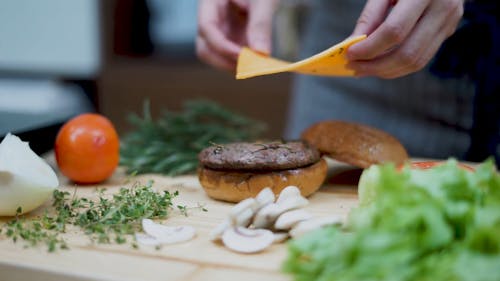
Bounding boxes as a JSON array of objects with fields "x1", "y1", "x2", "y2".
[{"x1": 198, "y1": 158, "x2": 327, "y2": 203}]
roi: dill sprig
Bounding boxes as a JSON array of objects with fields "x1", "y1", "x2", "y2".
[
  {"x1": 119, "y1": 100, "x2": 266, "y2": 176},
  {"x1": 0, "y1": 180, "x2": 193, "y2": 252}
]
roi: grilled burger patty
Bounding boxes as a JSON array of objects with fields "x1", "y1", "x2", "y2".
[{"x1": 198, "y1": 141, "x2": 320, "y2": 171}]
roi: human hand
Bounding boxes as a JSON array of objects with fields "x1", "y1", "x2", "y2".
[
  {"x1": 347, "y1": 0, "x2": 464, "y2": 79},
  {"x1": 196, "y1": 0, "x2": 279, "y2": 71}
]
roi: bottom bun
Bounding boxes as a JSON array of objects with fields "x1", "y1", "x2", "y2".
[{"x1": 198, "y1": 158, "x2": 327, "y2": 203}]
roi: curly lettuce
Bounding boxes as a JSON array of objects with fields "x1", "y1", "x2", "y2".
[{"x1": 283, "y1": 159, "x2": 500, "y2": 281}]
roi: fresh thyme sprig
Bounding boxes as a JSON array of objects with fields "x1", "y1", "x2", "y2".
[
  {"x1": 177, "y1": 203, "x2": 208, "y2": 217},
  {"x1": 120, "y1": 100, "x2": 266, "y2": 176},
  {"x1": 0, "y1": 181, "x2": 197, "y2": 252},
  {"x1": 1, "y1": 207, "x2": 68, "y2": 252}
]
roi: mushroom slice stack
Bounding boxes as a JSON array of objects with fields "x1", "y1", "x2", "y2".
[
  {"x1": 210, "y1": 188, "x2": 275, "y2": 242},
  {"x1": 253, "y1": 194, "x2": 308, "y2": 229},
  {"x1": 212, "y1": 186, "x2": 342, "y2": 254}
]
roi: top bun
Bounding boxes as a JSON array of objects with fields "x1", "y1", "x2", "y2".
[{"x1": 301, "y1": 120, "x2": 408, "y2": 168}]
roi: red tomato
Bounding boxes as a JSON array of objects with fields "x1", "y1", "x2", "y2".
[
  {"x1": 399, "y1": 161, "x2": 474, "y2": 172},
  {"x1": 55, "y1": 113, "x2": 119, "y2": 184}
]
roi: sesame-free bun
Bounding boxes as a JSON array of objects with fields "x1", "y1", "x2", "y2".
[
  {"x1": 301, "y1": 120, "x2": 409, "y2": 168},
  {"x1": 198, "y1": 158, "x2": 327, "y2": 203}
]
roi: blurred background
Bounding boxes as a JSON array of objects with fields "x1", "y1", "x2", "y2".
[{"x1": 0, "y1": 0, "x2": 303, "y2": 154}]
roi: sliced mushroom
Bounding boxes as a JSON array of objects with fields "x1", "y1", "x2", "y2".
[
  {"x1": 255, "y1": 187, "x2": 275, "y2": 210},
  {"x1": 221, "y1": 227, "x2": 275, "y2": 254},
  {"x1": 210, "y1": 219, "x2": 230, "y2": 241},
  {"x1": 274, "y1": 209, "x2": 312, "y2": 230},
  {"x1": 230, "y1": 198, "x2": 257, "y2": 218},
  {"x1": 233, "y1": 207, "x2": 254, "y2": 227},
  {"x1": 211, "y1": 192, "x2": 269, "y2": 242},
  {"x1": 290, "y1": 215, "x2": 343, "y2": 238},
  {"x1": 252, "y1": 203, "x2": 280, "y2": 229},
  {"x1": 276, "y1": 185, "x2": 301, "y2": 204},
  {"x1": 275, "y1": 195, "x2": 309, "y2": 213},
  {"x1": 253, "y1": 196, "x2": 308, "y2": 229},
  {"x1": 141, "y1": 219, "x2": 196, "y2": 244}
]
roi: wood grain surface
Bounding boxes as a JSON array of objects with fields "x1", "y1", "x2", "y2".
[{"x1": 0, "y1": 160, "x2": 360, "y2": 281}]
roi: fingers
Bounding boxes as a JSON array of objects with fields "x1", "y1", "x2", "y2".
[
  {"x1": 198, "y1": 0, "x2": 241, "y2": 58},
  {"x1": 350, "y1": 26, "x2": 446, "y2": 79},
  {"x1": 231, "y1": 0, "x2": 249, "y2": 10},
  {"x1": 196, "y1": 0, "x2": 279, "y2": 71},
  {"x1": 347, "y1": 0, "x2": 464, "y2": 78},
  {"x1": 348, "y1": 0, "x2": 430, "y2": 61},
  {"x1": 196, "y1": 36, "x2": 236, "y2": 71},
  {"x1": 246, "y1": 0, "x2": 279, "y2": 54},
  {"x1": 439, "y1": 0, "x2": 464, "y2": 38},
  {"x1": 197, "y1": 0, "x2": 241, "y2": 69},
  {"x1": 351, "y1": 0, "x2": 392, "y2": 37}
]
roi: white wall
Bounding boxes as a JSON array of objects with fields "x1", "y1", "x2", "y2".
[{"x1": 0, "y1": 0, "x2": 100, "y2": 78}]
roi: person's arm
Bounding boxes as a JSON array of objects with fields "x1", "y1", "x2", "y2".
[
  {"x1": 196, "y1": 0, "x2": 279, "y2": 71},
  {"x1": 347, "y1": 0, "x2": 465, "y2": 79}
]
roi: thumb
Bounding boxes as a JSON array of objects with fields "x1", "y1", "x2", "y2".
[
  {"x1": 246, "y1": 0, "x2": 279, "y2": 54},
  {"x1": 351, "y1": 0, "x2": 392, "y2": 37}
]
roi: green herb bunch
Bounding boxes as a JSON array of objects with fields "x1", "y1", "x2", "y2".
[
  {"x1": 0, "y1": 180, "x2": 187, "y2": 252},
  {"x1": 120, "y1": 100, "x2": 266, "y2": 176}
]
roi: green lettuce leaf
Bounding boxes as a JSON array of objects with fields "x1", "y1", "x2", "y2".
[{"x1": 283, "y1": 159, "x2": 500, "y2": 281}]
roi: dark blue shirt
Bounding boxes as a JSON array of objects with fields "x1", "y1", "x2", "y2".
[{"x1": 431, "y1": 0, "x2": 500, "y2": 163}]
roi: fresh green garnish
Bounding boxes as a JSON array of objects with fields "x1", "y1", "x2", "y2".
[
  {"x1": 0, "y1": 180, "x2": 190, "y2": 252},
  {"x1": 283, "y1": 159, "x2": 500, "y2": 281},
  {"x1": 2, "y1": 207, "x2": 68, "y2": 252},
  {"x1": 120, "y1": 100, "x2": 266, "y2": 176}
]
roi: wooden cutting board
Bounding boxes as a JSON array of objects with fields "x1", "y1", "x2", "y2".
[{"x1": 0, "y1": 160, "x2": 360, "y2": 281}]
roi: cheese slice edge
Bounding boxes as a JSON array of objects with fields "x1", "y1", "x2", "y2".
[{"x1": 236, "y1": 35, "x2": 367, "y2": 79}]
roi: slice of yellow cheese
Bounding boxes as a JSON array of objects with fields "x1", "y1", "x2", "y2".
[{"x1": 236, "y1": 35, "x2": 366, "y2": 79}]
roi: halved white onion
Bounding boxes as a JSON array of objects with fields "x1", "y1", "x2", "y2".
[{"x1": 0, "y1": 133, "x2": 59, "y2": 216}]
